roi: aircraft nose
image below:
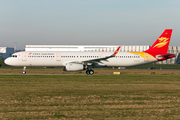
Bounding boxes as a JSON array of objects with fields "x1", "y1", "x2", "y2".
[
  {"x1": 4, "y1": 58, "x2": 12, "y2": 66},
  {"x1": 4, "y1": 58, "x2": 9, "y2": 65}
]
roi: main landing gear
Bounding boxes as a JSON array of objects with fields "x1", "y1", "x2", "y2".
[
  {"x1": 86, "y1": 70, "x2": 94, "y2": 75},
  {"x1": 23, "y1": 66, "x2": 26, "y2": 74},
  {"x1": 86, "y1": 66, "x2": 94, "y2": 75}
]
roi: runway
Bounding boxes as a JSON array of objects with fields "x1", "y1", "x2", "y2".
[
  {"x1": 0, "y1": 73, "x2": 87, "y2": 75},
  {"x1": 0, "y1": 68, "x2": 180, "y2": 75}
]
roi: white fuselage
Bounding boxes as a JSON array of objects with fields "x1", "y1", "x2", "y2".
[{"x1": 5, "y1": 51, "x2": 157, "y2": 67}]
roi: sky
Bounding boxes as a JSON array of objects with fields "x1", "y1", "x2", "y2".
[{"x1": 0, "y1": 0, "x2": 180, "y2": 49}]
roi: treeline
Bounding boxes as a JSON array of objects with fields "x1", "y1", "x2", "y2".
[{"x1": 0, "y1": 57, "x2": 6, "y2": 67}]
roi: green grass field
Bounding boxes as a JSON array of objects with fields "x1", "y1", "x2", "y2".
[{"x1": 1, "y1": 73, "x2": 180, "y2": 119}]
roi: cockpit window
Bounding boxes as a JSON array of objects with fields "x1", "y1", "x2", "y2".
[{"x1": 12, "y1": 55, "x2": 17, "y2": 58}]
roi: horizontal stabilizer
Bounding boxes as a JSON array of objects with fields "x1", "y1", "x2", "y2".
[
  {"x1": 156, "y1": 54, "x2": 175, "y2": 59},
  {"x1": 160, "y1": 54, "x2": 175, "y2": 57}
]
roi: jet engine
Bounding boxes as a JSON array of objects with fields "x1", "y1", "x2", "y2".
[{"x1": 63, "y1": 63, "x2": 86, "y2": 71}]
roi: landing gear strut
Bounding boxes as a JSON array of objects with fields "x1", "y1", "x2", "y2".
[
  {"x1": 86, "y1": 70, "x2": 94, "y2": 75},
  {"x1": 86, "y1": 66, "x2": 94, "y2": 75},
  {"x1": 23, "y1": 66, "x2": 26, "y2": 74}
]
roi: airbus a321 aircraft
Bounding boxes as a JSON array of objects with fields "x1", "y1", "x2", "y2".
[{"x1": 5, "y1": 29, "x2": 175, "y2": 75}]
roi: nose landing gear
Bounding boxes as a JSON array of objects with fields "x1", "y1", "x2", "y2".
[{"x1": 23, "y1": 66, "x2": 26, "y2": 74}]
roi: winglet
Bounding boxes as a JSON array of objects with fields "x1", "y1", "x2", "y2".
[{"x1": 113, "y1": 46, "x2": 121, "y2": 56}]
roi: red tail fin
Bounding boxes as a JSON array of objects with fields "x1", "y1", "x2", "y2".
[{"x1": 145, "y1": 29, "x2": 173, "y2": 54}]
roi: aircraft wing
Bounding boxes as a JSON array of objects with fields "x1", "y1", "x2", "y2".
[{"x1": 71, "y1": 46, "x2": 121, "y2": 65}]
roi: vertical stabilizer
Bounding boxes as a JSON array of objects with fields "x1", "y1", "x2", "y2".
[{"x1": 145, "y1": 29, "x2": 172, "y2": 54}]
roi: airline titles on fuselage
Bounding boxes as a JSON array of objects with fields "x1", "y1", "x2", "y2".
[
  {"x1": 31, "y1": 53, "x2": 55, "y2": 56},
  {"x1": 28, "y1": 53, "x2": 55, "y2": 58}
]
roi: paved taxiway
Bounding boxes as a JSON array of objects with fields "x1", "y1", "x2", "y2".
[{"x1": 0, "y1": 73, "x2": 87, "y2": 75}]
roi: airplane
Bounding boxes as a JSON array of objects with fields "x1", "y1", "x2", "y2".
[{"x1": 4, "y1": 29, "x2": 175, "y2": 75}]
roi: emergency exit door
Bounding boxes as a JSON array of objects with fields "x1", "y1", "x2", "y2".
[
  {"x1": 99, "y1": 54, "x2": 103, "y2": 58},
  {"x1": 56, "y1": 53, "x2": 61, "y2": 61}
]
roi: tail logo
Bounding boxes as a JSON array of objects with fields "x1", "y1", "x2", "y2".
[{"x1": 153, "y1": 37, "x2": 169, "y2": 48}]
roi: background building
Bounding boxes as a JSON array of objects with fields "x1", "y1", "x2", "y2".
[
  {"x1": 25, "y1": 45, "x2": 150, "y2": 52},
  {"x1": 0, "y1": 47, "x2": 14, "y2": 59},
  {"x1": 25, "y1": 45, "x2": 180, "y2": 64}
]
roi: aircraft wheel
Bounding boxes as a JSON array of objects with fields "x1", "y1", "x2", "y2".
[
  {"x1": 86, "y1": 70, "x2": 90, "y2": 75},
  {"x1": 23, "y1": 71, "x2": 26, "y2": 74},
  {"x1": 89, "y1": 70, "x2": 94, "y2": 75}
]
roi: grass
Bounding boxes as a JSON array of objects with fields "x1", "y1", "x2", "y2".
[{"x1": 0, "y1": 71, "x2": 180, "y2": 119}]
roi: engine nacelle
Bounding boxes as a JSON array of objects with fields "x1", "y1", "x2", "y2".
[{"x1": 63, "y1": 63, "x2": 86, "y2": 71}]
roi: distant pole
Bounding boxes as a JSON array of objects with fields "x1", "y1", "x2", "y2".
[{"x1": 14, "y1": 42, "x2": 16, "y2": 53}]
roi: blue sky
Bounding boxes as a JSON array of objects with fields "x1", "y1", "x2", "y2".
[{"x1": 0, "y1": 0, "x2": 180, "y2": 49}]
